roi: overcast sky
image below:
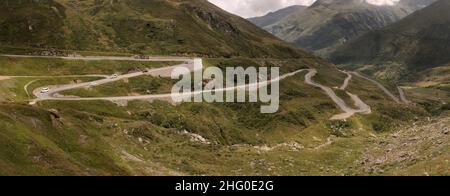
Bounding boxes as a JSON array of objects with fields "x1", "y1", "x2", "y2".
[{"x1": 208, "y1": 0, "x2": 401, "y2": 18}]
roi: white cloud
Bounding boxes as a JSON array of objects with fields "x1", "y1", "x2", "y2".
[
  {"x1": 366, "y1": 0, "x2": 400, "y2": 6},
  {"x1": 208, "y1": 0, "x2": 402, "y2": 18}
]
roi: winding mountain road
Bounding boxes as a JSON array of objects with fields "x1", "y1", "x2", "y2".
[
  {"x1": 31, "y1": 68, "x2": 370, "y2": 120},
  {"x1": 32, "y1": 67, "x2": 306, "y2": 103},
  {"x1": 339, "y1": 70, "x2": 352, "y2": 90},
  {"x1": 32, "y1": 62, "x2": 198, "y2": 102},
  {"x1": 0, "y1": 54, "x2": 403, "y2": 120},
  {"x1": 397, "y1": 86, "x2": 411, "y2": 104},
  {"x1": 305, "y1": 69, "x2": 371, "y2": 120},
  {"x1": 351, "y1": 71, "x2": 402, "y2": 103}
]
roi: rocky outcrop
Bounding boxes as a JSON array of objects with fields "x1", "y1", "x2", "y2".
[{"x1": 359, "y1": 116, "x2": 449, "y2": 175}]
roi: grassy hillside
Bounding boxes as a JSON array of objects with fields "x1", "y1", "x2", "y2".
[
  {"x1": 408, "y1": 65, "x2": 450, "y2": 90},
  {"x1": 1, "y1": 56, "x2": 447, "y2": 175},
  {"x1": 0, "y1": 56, "x2": 175, "y2": 76},
  {"x1": 0, "y1": 77, "x2": 444, "y2": 175},
  {"x1": 0, "y1": 0, "x2": 308, "y2": 58}
]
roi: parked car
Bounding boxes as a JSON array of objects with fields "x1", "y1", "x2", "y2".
[{"x1": 40, "y1": 87, "x2": 50, "y2": 94}]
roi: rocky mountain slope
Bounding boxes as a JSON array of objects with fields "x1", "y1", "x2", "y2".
[
  {"x1": 248, "y1": 5, "x2": 306, "y2": 28},
  {"x1": 254, "y1": 0, "x2": 435, "y2": 56},
  {"x1": 331, "y1": 0, "x2": 450, "y2": 72},
  {"x1": 359, "y1": 116, "x2": 449, "y2": 175},
  {"x1": 0, "y1": 0, "x2": 306, "y2": 58}
]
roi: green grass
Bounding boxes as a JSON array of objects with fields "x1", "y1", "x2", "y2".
[
  {"x1": 2, "y1": 98, "x2": 442, "y2": 175},
  {"x1": 0, "y1": 77, "x2": 102, "y2": 102},
  {"x1": 0, "y1": 56, "x2": 446, "y2": 175},
  {"x1": 0, "y1": 56, "x2": 177, "y2": 76},
  {"x1": 61, "y1": 76, "x2": 176, "y2": 97},
  {"x1": 0, "y1": 78, "x2": 443, "y2": 176},
  {"x1": 59, "y1": 57, "x2": 319, "y2": 98}
]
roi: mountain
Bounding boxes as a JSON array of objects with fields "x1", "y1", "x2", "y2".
[
  {"x1": 0, "y1": 0, "x2": 307, "y2": 58},
  {"x1": 401, "y1": 0, "x2": 438, "y2": 9},
  {"x1": 0, "y1": 0, "x2": 448, "y2": 176},
  {"x1": 248, "y1": 5, "x2": 306, "y2": 28},
  {"x1": 255, "y1": 0, "x2": 435, "y2": 56},
  {"x1": 331, "y1": 0, "x2": 450, "y2": 72}
]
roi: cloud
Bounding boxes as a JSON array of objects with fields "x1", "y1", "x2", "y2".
[
  {"x1": 208, "y1": 0, "x2": 402, "y2": 18},
  {"x1": 366, "y1": 0, "x2": 400, "y2": 6}
]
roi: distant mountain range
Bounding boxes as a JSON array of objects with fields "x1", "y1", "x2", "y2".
[
  {"x1": 331, "y1": 0, "x2": 450, "y2": 72},
  {"x1": 249, "y1": 0, "x2": 437, "y2": 57}
]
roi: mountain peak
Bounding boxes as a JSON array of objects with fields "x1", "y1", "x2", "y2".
[
  {"x1": 311, "y1": 0, "x2": 366, "y2": 7},
  {"x1": 311, "y1": 0, "x2": 408, "y2": 7}
]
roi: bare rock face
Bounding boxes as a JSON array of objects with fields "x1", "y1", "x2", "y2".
[{"x1": 187, "y1": 5, "x2": 240, "y2": 36}]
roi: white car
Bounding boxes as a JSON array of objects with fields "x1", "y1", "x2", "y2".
[
  {"x1": 110, "y1": 74, "x2": 118, "y2": 79},
  {"x1": 89, "y1": 82, "x2": 98, "y2": 86},
  {"x1": 40, "y1": 87, "x2": 50, "y2": 94}
]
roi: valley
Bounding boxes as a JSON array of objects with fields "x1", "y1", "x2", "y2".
[
  {"x1": 0, "y1": 52, "x2": 447, "y2": 176},
  {"x1": 0, "y1": 0, "x2": 448, "y2": 176},
  {"x1": 250, "y1": 0, "x2": 437, "y2": 57}
]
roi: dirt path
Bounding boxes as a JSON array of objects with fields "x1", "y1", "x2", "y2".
[
  {"x1": 24, "y1": 79, "x2": 39, "y2": 98},
  {"x1": 339, "y1": 70, "x2": 352, "y2": 90},
  {"x1": 0, "y1": 76, "x2": 11, "y2": 81},
  {"x1": 11, "y1": 75, "x2": 109, "y2": 78},
  {"x1": 398, "y1": 86, "x2": 411, "y2": 104}
]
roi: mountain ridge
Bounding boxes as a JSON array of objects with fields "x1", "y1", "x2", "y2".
[
  {"x1": 251, "y1": 0, "x2": 436, "y2": 57},
  {"x1": 248, "y1": 5, "x2": 306, "y2": 28},
  {"x1": 330, "y1": 0, "x2": 450, "y2": 72},
  {"x1": 0, "y1": 0, "x2": 308, "y2": 58}
]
